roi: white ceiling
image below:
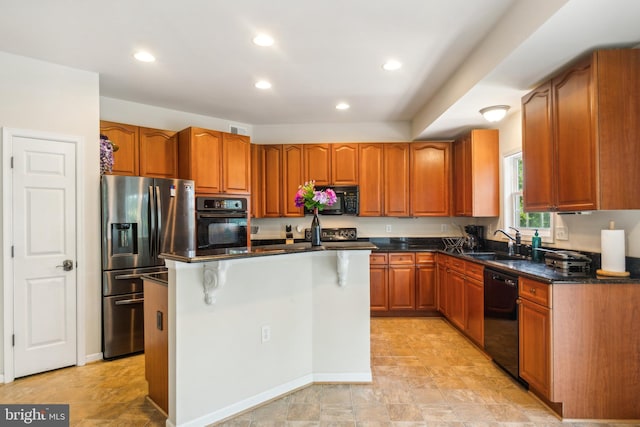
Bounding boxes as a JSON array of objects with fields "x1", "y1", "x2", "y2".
[{"x1": 1, "y1": 0, "x2": 639, "y2": 140}]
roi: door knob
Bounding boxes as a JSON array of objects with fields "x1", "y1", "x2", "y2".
[{"x1": 56, "y1": 260, "x2": 74, "y2": 271}]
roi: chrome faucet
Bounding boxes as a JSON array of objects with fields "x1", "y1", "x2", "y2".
[
  {"x1": 494, "y1": 229, "x2": 516, "y2": 255},
  {"x1": 494, "y1": 229, "x2": 516, "y2": 241}
]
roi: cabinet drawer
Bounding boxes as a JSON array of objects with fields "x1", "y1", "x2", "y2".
[
  {"x1": 519, "y1": 277, "x2": 551, "y2": 308},
  {"x1": 465, "y1": 261, "x2": 484, "y2": 281},
  {"x1": 449, "y1": 257, "x2": 465, "y2": 272},
  {"x1": 370, "y1": 253, "x2": 388, "y2": 265},
  {"x1": 388, "y1": 252, "x2": 415, "y2": 265},
  {"x1": 416, "y1": 252, "x2": 435, "y2": 265}
]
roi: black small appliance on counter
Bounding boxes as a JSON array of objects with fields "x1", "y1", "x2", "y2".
[{"x1": 464, "y1": 225, "x2": 485, "y2": 250}]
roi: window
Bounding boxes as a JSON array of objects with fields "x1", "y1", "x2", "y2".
[{"x1": 504, "y1": 152, "x2": 553, "y2": 241}]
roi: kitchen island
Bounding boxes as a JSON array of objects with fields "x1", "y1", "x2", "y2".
[{"x1": 158, "y1": 242, "x2": 375, "y2": 427}]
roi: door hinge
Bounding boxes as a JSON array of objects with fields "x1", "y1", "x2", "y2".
[
  {"x1": 10, "y1": 156, "x2": 13, "y2": 168},
  {"x1": 12, "y1": 334, "x2": 15, "y2": 347},
  {"x1": 11, "y1": 246, "x2": 14, "y2": 258}
]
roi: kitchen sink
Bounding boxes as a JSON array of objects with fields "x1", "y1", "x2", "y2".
[{"x1": 462, "y1": 251, "x2": 531, "y2": 261}]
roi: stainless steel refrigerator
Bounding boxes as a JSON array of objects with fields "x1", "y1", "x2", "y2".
[{"x1": 100, "y1": 175, "x2": 195, "y2": 359}]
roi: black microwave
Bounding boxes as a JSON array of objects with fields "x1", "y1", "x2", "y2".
[{"x1": 305, "y1": 185, "x2": 359, "y2": 215}]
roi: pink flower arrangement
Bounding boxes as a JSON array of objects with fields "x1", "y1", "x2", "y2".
[{"x1": 294, "y1": 180, "x2": 337, "y2": 211}]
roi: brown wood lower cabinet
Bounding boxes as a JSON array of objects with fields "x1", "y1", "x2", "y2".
[
  {"x1": 370, "y1": 252, "x2": 437, "y2": 315},
  {"x1": 388, "y1": 253, "x2": 416, "y2": 310},
  {"x1": 435, "y1": 253, "x2": 484, "y2": 346},
  {"x1": 143, "y1": 278, "x2": 168, "y2": 415},
  {"x1": 519, "y1": 276, "x2": 640, "y2": 420}
]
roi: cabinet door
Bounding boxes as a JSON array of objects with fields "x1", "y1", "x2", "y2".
[
  {"x1": 388, "y1": 265, "x2": 415, "y2": 310},
  {"x1": 282, "y1": 144, "x2": 304, "y2": 217},
  {"x1": 250, "y1": 144, "x2": 262, "y2": 218},
  {"x1": 384, "y1": 143, "x2": 410, "y2": 217},
  {"x1": 453, "y1": 136, "x2": 470, "y2": 216},
  {"x1": 410, "y1": 142, "x2": 450, "y2": 216},
  {"x1": 143, "y1": 280, "x2": 168, "y2": 414},
  {"x1": 178, "y1": 128, "x2": 222, "y2": 194},
  {"x1": 358, "y1": 143, "x2": 384, "y2": 216},
  {"x1": 139, "y1": 127, "x2": 178, "y2": 178},
  {"x1": 261, "y1": 145, "x2": 283, "y2": 217},
  {"x1": 436, "y1": 259, "x2": 448, "y2": 315},
  {"x1": 416, "y1": 263, "x2": 436, "y2": 310},
  {"x1": 303, "y1": 144, "x2": 331, "y2": 186},
  {"x1": 469, "y1": 130, "x2": 499, "y2": 217},
  {"x1": 464, "y1": 277, "x2": 484, "y2": 346},
  {"x1": 522, "y1": 83, "x2": 555, "y2": 211},
  {"x1": 222, "y1": 133, "x2": 251, "y2": 194},
  {"x1": 100, "y1": 121, "x2": 139, "y2": 176},
  {"x1": 448, "y1": 270, "x2": 465, "y2": 330},
  {"x1": 519, "y1": 298, "x2": 552, "y2": 397},
  {"x1": 552, "y1": 59, "x2": 598, "y2": 211},
  {"x1": 369, "y1": 265, "x2": 388, "y2": 311},
  {"x1": 331, "y1": 143, "x2": 359, "y2": 185}
]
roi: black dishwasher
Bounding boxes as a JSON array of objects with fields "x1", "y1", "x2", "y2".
[{"x1": 483, "y1": 268, "x2": 527, "y2": 386}]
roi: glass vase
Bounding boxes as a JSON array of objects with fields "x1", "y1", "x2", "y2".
[{"x1": 311, "y1": 207, "x2": 321, "y2": 246}]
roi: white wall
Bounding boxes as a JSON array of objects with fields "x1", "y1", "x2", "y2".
[
  {"x1": 0, "y1": 51, "x2": 101, "y2": 370},
  {"x1": 100, "y1": 97, "x2": 253, "y2": 136},
  {"x1": 253, "y1": 121, "x2": 411, "y2": 144}
]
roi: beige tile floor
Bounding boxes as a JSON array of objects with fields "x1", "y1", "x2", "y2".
[{"x1": 0, "y1": 318, "x2": 634, "y2": 426}]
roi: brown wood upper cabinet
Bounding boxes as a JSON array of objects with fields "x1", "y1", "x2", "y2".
[
  {"x1": 303, "y1": 143, "x2": 358, "y2": 186},
  {"x1": 522, "y1": 48, "x2": 640, "y2": 211},
  {"x1": 282, "y1": 144, "x2": 304, "y2": 217},
  {"x1": 358, "y1": 143, "x2": 384, "y2": 216},
  {"x1": 178, "y1": 127, "x2": 250, "y2": 195},
  {"x1": 410, "y1": 142, "x2": 451, "y2": 216},
  {"x1": 453, "y1": 130, "x2": 498, "y2": 217},
  {"x1": 383, "y1": 143, "x2": 410, "y2": 217},
  {"x1": 100, "y1": 120, "x2": 178, "y2": 178}
]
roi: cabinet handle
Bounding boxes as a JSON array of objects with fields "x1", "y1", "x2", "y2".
[
  {"x1": 530, "y1": 288, "x2": 537, "y2": 294},
  {"x1": 516, "y1": 299, "x2": 522, "y2": 305}
]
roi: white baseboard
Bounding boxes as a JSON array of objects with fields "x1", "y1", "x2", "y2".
[
  {"x1": 0, "y1": 374, "x2": 4, "y2": 383},
  {"x1": 177, "y1": 374, "x2": 314, "y2": 427},
  {"x1": 313, "y1": 371, "x2": 373, "y2": 383},
  {"x1": 84, "y1": 352, "x2": 103, "y2": 363}
]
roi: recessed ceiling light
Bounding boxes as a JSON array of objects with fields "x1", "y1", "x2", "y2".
[
  {"x1": 134, "y1": 50, "x2": 156, "y2": 62},
  {"x1": 336, "y1": 103, "x2": 350, "y2": 110},
  {"x1": 253, "y1": 34, "x2": 274, "y2": 47},
  {"x1": 255, "y1": 80, "x2": 272, "y2": 89},
  {"x1": 382, "y1": 60, "x2": 402, "y2": 71}
]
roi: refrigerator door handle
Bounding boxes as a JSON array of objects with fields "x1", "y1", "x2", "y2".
[
  {"x1": 148, "y1": 185, "x2": 156, "y2": 257},
  {"x1": 155, "y1": 185, "x2": 162, "y2": 256}
]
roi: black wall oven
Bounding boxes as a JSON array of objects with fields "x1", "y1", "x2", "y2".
[{"x1": 196, "y1": 197, "x2": 248, "y2": 250}]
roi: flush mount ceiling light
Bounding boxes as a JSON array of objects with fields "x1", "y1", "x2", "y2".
[
  {"x1": 336, "y1": 102, "x2": 350, "y2": 110},
  {"x1": 252, "y1": 33, "x2": 274, "y2": 47},
  {"x1": 255, "y1": 80, "x2": 272, "y2": 89},
  {"x1": 382, "y1": 59, "x2": 402, "y2": 71},
  {"x1": 479, "y1": 105, "x2": 510, "y2": 122},
  {"x1": 134, "y1": 50, "x2": 156, "y2": 62}
]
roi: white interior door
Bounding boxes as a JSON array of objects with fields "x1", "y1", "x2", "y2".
[{"x1": 11, "y1": 134, "x2": 77, "y2": 378}]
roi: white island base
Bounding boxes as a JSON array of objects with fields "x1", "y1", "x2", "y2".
[{"x1": 164, "y1": 249, "x2": 372, "y2": 427}]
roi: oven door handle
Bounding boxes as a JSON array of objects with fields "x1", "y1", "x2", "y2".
[
  {"x1": 114, "y1": 273, "x2": 145, "y2": 280},
  {"x1": 115, "y1": 298, "x2": 144, "y2": 305},
  {"x1": 197, "y1": 212, "x2": 247, "y2": 218}
]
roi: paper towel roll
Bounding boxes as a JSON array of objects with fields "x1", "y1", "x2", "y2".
[{"x1": 601, "y1": 229, "x2": 626, "y2": 272}]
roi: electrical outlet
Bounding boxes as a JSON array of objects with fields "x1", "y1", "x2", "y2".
[
  {"x1": 556, "y1": 226, "x2": 569, "y2": 241},
  {"x1": 441, "y1": 224, "x2": 448, "y2": 233},
  {"x1": 261, "y1": 325, "x2": 271, "y2": 343},
  {"x1": 385, "y1": 225, "x2": 392, "y2": 233}
]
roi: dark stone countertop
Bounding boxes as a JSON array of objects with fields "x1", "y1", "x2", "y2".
[{"x1": 160, "y1": 241, "x2": 377, "y2": 263}]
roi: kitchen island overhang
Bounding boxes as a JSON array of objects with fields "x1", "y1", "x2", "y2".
[{"x1": 160, "y1": 243, "x2": 375, "y2": 427}]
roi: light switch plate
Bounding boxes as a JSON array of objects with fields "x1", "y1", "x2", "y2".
[{"x1": 556, "y1": 226, "x2": 569, "y2": 240}]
